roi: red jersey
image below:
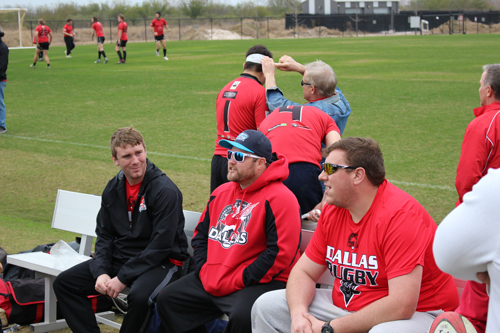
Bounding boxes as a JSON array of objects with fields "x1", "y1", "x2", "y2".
[
  {"x1": 63, "y1": 24, "x2": 73, "y2": 37},
  {"x1": 150, "y1": 18, "x2": 167, "y2": 35},
  {"x1": 35, "y1": 25, "x2": 51, "y2": 43},
  {"x1": 306, "y1": 180, "x2": 459, "y2": 313},
  {"x1": 92, "y1": 22, "x2": 104, "y2": 37},
  {"x1": 214, "y1": 73, "x2": 268, "y2": 157},
  {"x1": 118, "y1": 21, "x2": 128, "y2": 41},
  {"x1": 259, "y1": 105, "x2": 340, "y2": 167}
]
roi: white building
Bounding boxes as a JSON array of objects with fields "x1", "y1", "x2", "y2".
[{"x1": 302, "y1": 0, "x2": 400, "y2": 15}]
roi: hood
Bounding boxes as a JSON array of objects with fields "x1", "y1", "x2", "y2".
[{"x1": 239, "y1": 152, "x2": 289, "y2": 193}]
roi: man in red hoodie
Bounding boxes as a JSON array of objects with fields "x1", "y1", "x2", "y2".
[
  {"x1": 449, "y1": 63, "x2": 500, "y2": 333},
  {"x1": 157, "y1": 130, "x2": 302, "y2": 333}
]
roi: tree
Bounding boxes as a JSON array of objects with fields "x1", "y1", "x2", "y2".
[{"x1": 180, "y1": 0, "x2": 207, "y2": 19}]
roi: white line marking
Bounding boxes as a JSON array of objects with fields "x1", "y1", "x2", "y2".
[
  {"x1": 1, "y1": 134, "x2": 457, "y2": 191},
  {"x1": 388, "y1": 180, "x2": 455, "y2": 191},
  {"x1": 1, "y1": 134, "x2": 212, "y2": 162}
]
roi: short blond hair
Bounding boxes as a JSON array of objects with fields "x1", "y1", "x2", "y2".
[{"x1": 110, "y1": 126, "x2": 145, "y2": 158}]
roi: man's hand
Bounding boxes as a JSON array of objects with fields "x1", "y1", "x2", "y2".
[
  {"x1": 95, "y1": 274, "x2": 111, "y2": 295},
  {"x1": 276, "y1": 55, "x2": 305, "y2": 74},
  {"x1": 477, "y1": 271, "x2": 490, "y2": 286},
  {"x1": 291, "y1": 313, "x2": 314, "y2": 333},
  {"x1": 303, "y1": 209, "x2": 321, "y2": 222},
  {"x1": 154, "y1": 32, "x2": 158, "y2": 36},
  {"x1": 106, "y1": 276, "x2": 126, "y2": 298},
  {"x1": 261, "y1": 56, "x2": 276, "y2": 78},
  {"x1": 302, "y1": 313, "x2": 325, "y2": 333}
]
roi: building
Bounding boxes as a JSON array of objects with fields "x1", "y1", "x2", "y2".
[{"x1": 302, "y1": 0, "x2": 399, "y2": 15}]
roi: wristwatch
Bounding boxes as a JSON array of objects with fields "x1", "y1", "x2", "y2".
[{"x1": 321, "y1": 321, "x2": 334, "y2": 333}]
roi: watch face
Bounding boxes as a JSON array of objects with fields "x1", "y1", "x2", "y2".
[{"x1": 321, "y1": 322, "x2": 334, "y2": 333}]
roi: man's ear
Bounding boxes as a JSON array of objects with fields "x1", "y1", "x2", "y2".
[
  {"x1": 352, "y1": 167, "x2": 366, "y2": 185},
  {"x1": 112, "y1": 156, "x2": 120, "y2": 167},
  {"x1": 487, "y1": 85, "x2": 494, "y2": 98}
]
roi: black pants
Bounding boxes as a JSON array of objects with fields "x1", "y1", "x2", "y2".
[
  {"x1": 157, "y1": 272, "x2": 286, "y2": 333},
  {"x1": 210, "y1": 155, "x2": 228, "y2": 193},
  {"x1": 283, "y1": 162, "x2": 323, "y2": 214},
  {"x1": 53, "y1": 260, "x2": 179, "y2": 333},
  {"x1": 64, "y1": 36, "x2": 75, "y2": 55}
]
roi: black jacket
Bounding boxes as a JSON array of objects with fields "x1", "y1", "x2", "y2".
[
  {"x1": 0, "y1": 39, "x2": 8, "y2": 81},
  {"x1": 89, "y1": 159, "x2": 189, "y2": 285}
]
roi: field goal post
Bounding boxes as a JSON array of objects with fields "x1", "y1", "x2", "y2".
[{"x1": 0, "y1": 8, "x2": 28, "y2": 48}]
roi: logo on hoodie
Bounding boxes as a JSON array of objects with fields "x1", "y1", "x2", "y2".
[
  {"x1": 208, "y1": 199, "x2": 258, "y2": 249},
  {"x1": 138, "y1": 196, "x2": 147, "y2": 212}
]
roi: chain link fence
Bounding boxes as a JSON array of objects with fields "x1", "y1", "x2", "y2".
[{"x1": 1, "y1": 11, "x2": 499, "y2": 48}]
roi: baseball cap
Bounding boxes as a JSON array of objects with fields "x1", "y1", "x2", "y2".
[{"x1": 219, "y1": 130, "x2": 273, "y2": 164}]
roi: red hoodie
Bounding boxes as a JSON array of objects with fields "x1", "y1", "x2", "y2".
[{"x1": 192, "y1": 152, "x2": 301, "y2": 297}]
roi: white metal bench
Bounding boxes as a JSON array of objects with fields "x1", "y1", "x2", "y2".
[{"x1": 7, "y1": 189, "x2": 116, "y2": 332}]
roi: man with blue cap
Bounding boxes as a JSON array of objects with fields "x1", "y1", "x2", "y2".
[{"x1": 157, "y1": 129, "x2": 302, "y2": 333}]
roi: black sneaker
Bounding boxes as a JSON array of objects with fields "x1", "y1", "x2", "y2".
[
  {"x1": 0, "y1": 127, "x2": 6, "y2": 134},
  {"x1": 104, "y1": 58, "x2": 109, "y2": 64}
]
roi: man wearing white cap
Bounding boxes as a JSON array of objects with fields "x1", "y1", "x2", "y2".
[{"x1": 210, "y1": 45, "x2": 273, "y2": 193}]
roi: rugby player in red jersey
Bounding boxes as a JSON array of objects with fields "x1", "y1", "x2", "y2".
[
  {"x1": 63, "y1": 18, "x2": 75, "y2": 58},
  {"x1": 150, "y1": 12, "x2": 169, "y2": 60},
  {"x1": 115, "y1": 14, "x2": 128, "y2": 64},
  {"x1": 91, "y1": 17, "x2": 108, "y2": 64},
  {"x1": 31, "y1": 19, "x2": 52, "y2": 69}
]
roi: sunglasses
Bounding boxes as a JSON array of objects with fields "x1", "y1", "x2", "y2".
[
  {"x1": 227, "y1": 150, "x2": 262, "y2": 162},
  {"x1": 301, "y1": 79, "x2": 312, "y2": 87},
  {"x1": 322, "y1": 163, "x2": 359, "y2": 175}
]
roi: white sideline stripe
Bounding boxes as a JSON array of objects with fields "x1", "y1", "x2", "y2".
[
  {"x1": 2, "y1": 134, "x2": 212, "y2": 162},
  {"x1": 2, "y1": 134, "x2": 456, "y2": 190},
  {"x1": 388, "y1": 179, "x2": 455, "y2": 191}
]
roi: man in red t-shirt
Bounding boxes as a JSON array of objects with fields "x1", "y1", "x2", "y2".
[
  {"x1": 150, "y1": 12, "x2": 169, "y2": 60},
  {"x1": 210, "y1": 44, "x2": 272, "y2": 193},
  {"x1": 63, "y1": 18, "x2": 75, "y2": 58},
  {"x1": 91, "y1": 17, "x2": 108, "y2": 64},
  {"x1": 252, "y1": 137, "x2": 459, "y2": 333},
  {"x1": 259, "y1": 105, "x2": 341, "y2": 214},
  {"x1": 115, "y1": 14, "x2": 128, "y2": 64},
  {"x1": 31, "y1": 19, "x2": 52, "y2": 69}
]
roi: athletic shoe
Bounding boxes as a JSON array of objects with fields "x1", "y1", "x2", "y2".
[
  {"x1": 121, "y1": 60, "x2": 126, "y2": 64},
  {"x1": 38, "y1": 55, "x2": 43, "y2": 60},
  {"x1": 104, "y1": 58, "x2": 109, "y2": 64},
  {"x1": 30, "y1": 64, "x2": 36, "y2": 68},
  {"x1": 117, "y1": 60, "x2": 122, "y2": 64},
  {"x1": 164, "y1": 56, "x2": 169, "y2": 60},
  {"x1": 47, "y1": 65, "x2": 51, "y2": 69},
  {"x1": 66, "y1": 55, "x2": 72, "y2": 58},
  {"x1": 156, "y1": 50, "x2": 159, "y2": 56},
  {"x1": 94, "y1": 59, "x2": 101, "y2": 63},
  {"x1": 0, "y1": 127, "x2": 6, "y2": 134}
]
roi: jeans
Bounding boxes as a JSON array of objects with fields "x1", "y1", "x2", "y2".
[{"x1": 0, "y1": 80, "x2": 6, "y2": 130}]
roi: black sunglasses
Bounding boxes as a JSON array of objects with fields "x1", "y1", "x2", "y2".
[
  {"x1": 301, "y1": 79, "x2": 312, "y2": 87},
  {"x1": 322, "y1": 163, "x2": 359, "y2": 175}
]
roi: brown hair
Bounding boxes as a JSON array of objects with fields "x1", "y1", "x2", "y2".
[
  {"x1": 38, "y1": 19, "x2": 45, "y2": 25},
  {"x1": 323, "y1": 137, "x2": 385, "y2": 186},
  {"x1": 118, "y1": 14, "x2": 125, "y2": 21},
  {"x1": 110, "y1": 126, "x2": 146, "y2": 158},
  {"x1": 92, "y1": 17, "x2": 98, "y2": 22}
]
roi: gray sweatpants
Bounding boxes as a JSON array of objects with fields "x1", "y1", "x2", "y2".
[{"x1": 251, "y1": 289, "x2": 443, "y2": 333}]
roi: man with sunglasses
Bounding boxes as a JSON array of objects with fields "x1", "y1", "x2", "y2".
[
  {"x1": 211, "y1": 44, "x2": 273, "y2": 193},
  {"x1": 261, "y1": 56, "x2": 350, "y2": 135},
  {"x1": 157, "y1": 129, "x2": 301, "y2": 333},
  {"x1": 252, "y1": 137, "x2": 458, "y2": 333},
  {"x1": 259, "y1": 105, "x2": 341, "y2": 214}
]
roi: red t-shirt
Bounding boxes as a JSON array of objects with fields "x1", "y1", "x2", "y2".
[
  {"x1": 35, "y1": 25, "x2": 51, "y2": 43},
  {"x1": 150, "y1": 18, "x2": 167, "y2": 35},
  {"x1": 214, "y1": 74, "x2": 268, "y2": 156},
  {"x1": 92, "y1": 22, "x2": 104, "y2": 37},
  {"x1": 305, "y1": 180, "x2": 459, "y2": 312},
  {"x1": 118, "y1": 22, "x2": 128, "y2": 41},
  {"x1": 63, "y1": 24, "x2": 73, "y2": 37},
  {"x1": 259, "y1": 105, "x2": 339, "y2": 167},
  {"x1": 125, "y1": 181, "x2": 142, "y2": 224}
]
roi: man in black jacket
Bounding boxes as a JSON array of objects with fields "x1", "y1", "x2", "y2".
[
  {"x1": 0, "y1": 27, "x2": 8, "y2": 134},
  {"x1": 54, "y1": 126, "x2": 189, "y2": 333}
]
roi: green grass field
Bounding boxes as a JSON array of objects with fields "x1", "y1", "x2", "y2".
[{"x1": 0, "y1": 33, "x2": 496, "y2": 333}]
